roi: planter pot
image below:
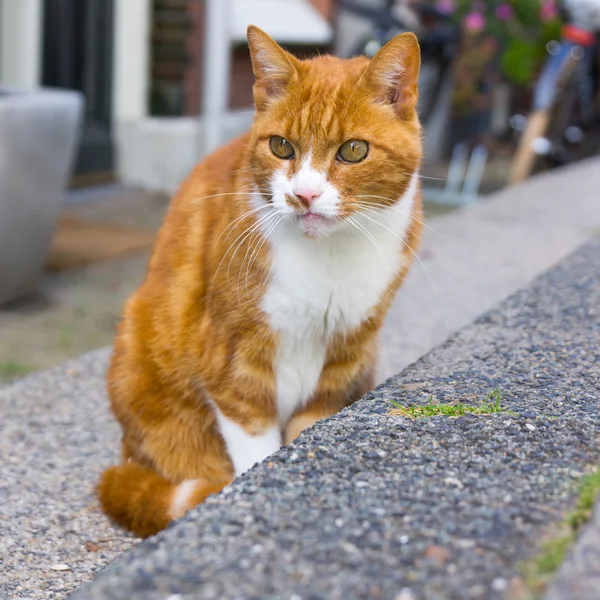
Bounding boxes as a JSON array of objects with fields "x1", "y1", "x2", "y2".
[{"x1": 0, "y1": 87, "x2": 83, "y2": 305}]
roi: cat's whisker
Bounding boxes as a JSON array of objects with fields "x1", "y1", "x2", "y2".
[
  {"x1": 216, "y1": 204, "x2": 272, "y2": 244},
  {"x1": 241, "y1": 214, "x2": 287, "y2": 301},
  {"x1": 352, "y1": 195, "x2": 440, "y2": 234},
  {"x1": 382, "y1": 169, "x2": 448, "y2": 183},
  {"x1": 236, "y1": 213, "x2": 276, "y2": 299},
  {"x1": 404, "y1": 171, "x2": 447, "y2": 182},
  {"x1": 225, "y1": 211, "x2": 279, "y2": 275},
  {"x1": 246, "y1": 214, "x2": 288, "y2": 289},
  {"x1": 185, "y1": 191, "x2": 261, "y2": 208},
  {"x1": 354, "y1": 201, "x2": 432, "y2": 230},
  {"x1": 417, "y1": 174, "x2": 447, "y2": 182},
  {"x1": 352, "y1": 203, "x2": 437, "y2": 239},
  {"x1": 346, "y1": 216, "x2": 388, "y2": 267},
  {"x1": 239, "y1": 216, "x2": 271, "y2": 294},
  {"x1": 354, "y1": 209, "x2": 438, "y2": 293},
  {"x1": 209, "y1": 209, "x2": 277, "y2": 301},
  {"x1": 234, "y1": 228, "x2": 283, "y2": 308},
  {"x1": 185, "y1": 186, "x2": 274, "y2": 209},
  {"x1": 225, "y1": 210, "x2": 282, "y2": 285},
  {"x1": 352, "y1": 200, "x2": 441, "y2": 237}
]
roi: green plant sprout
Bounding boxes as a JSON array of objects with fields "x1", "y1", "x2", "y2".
[
  {"x1": 389, "y1": 388, "x2": 512, "y2": 418},
  {"x1": 523, "y1": 467, "x2": 600, "y2": 594}
]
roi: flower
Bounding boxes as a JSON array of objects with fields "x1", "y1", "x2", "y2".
[
  {"x1": 436, "y1": 0, "x2": 456, "y2": 15},
  {"x1": 463, "y1": 11, "x2": 486, "y2": 32},
  {"x1": 540, "y1": 0, "x2": 558, "y2": 22},
  {"x1": 495, "y1": 3, "x2": 514, "y2": 21}
]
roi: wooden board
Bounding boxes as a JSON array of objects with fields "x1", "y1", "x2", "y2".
[{"x1": 47, "y1": 215, "x2": 156, "y2": 272}]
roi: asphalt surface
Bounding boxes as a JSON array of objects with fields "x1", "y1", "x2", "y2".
[{"x1": 66, "y1": 240, "x2": 600, "y2": 600}]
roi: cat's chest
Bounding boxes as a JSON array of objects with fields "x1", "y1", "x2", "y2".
[
  {"x1": 262, "y1": 240, "x2": 395, "y2": 336},
  {"x1": 261, "y1": 217, "x2": 410, "y2": 423}
]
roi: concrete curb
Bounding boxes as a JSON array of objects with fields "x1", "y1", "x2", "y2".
[{"x1": 68, "y1": 240, "x2": 600, "y2": 600}]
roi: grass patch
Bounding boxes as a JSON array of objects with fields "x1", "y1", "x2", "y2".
[
  {"x1": 389, "y1": 388, "x2": 512, "y2": 418},
  {"x1": 523, "y1": 466, "x2": 600, "y2": 596},
  {"x1": 0, "y1": 360, "x2": 36, "y2": 381}
]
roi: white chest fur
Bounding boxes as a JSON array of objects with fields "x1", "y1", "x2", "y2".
[{"x1": 259, "y1": 175, "x2": 418, "y2": 424}]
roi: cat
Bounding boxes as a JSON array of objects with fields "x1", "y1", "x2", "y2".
[{"x1": 98, "y1": 25, "x2": 423, "y2": 538}]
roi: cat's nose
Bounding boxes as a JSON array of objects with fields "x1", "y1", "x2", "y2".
[{"x1": 294, "y1": 188, "x2": 322, "y2": 209}]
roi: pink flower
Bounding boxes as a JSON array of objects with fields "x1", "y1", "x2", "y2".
[
  {"x1": 436, "y1": 0, "x2": 455, "y2": 15},
  {"x1": 540, "y1": 0, "x2": 558, "y2": 22},
  {"x1": 495, "y1": 3, "x2": 514, "y2": 21},
  {"x1": 463, "y1": 11, "x2": 486, "y2": 32}
]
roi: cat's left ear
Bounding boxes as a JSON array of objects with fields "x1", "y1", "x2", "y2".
[
  {"x1": 247, "y1": 25, "x2": 300, "y2": 111},
  {"x1": 364, "y1": 32, "x2": 421, "y2": 119}
]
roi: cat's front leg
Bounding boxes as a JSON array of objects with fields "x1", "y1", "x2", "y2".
[
  {"x1": 285, "y1": 407, "x2": 332, "y2": 445},
  {"x1": 211, "y1": 402, "x2": 281, "y2": 476},
  {"x1": 284, "y1": 363, "x2": 376, "y2": 445}
]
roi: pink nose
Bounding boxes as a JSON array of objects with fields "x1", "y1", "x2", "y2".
[{"x1": 294, "y1": 188, "x2": 322, "y2": 209}]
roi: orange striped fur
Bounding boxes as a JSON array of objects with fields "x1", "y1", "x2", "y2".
[{"x1": 98, "y1": 26, "x2": 423, "y2": 538}]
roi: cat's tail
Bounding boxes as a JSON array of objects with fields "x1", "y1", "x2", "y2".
[{"x1": 97, "y1": 463, "x2": 228, "y2": 538}]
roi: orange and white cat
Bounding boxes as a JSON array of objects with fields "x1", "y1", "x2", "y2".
[{"x1": 98, "y1": 26, "x2": 423, "y2": 538}]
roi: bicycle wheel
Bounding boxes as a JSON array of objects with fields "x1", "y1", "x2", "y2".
[{"x1": 510, "y1": 42, "x2": 600, "y2": 183}]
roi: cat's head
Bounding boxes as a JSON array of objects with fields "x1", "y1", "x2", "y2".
[{"x1": 247, "y1": 26, "x2": 422, "y2": 238}]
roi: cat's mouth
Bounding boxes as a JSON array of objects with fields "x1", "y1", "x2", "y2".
[
  {"x1": 295, "y1": 211, "x2": 337, "y2": 236},
  {"x1": 299, "y1": 212, "x2": 327, "y2": 222}
]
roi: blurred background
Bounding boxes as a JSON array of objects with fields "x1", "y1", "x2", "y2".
[{"x1": 0, "y1": 0, "x2": 598, "y2": 384}]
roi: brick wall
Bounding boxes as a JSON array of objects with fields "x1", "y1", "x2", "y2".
[{"x1": 150, "y1": 0, "x2": 336, "y2": 117}]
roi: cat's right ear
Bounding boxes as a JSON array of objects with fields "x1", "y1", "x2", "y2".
[{"x1": 247, "y1": 26, "x2": 299, "y2": 111}]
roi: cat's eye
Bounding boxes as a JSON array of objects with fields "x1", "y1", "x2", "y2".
[
  {"x1": 270, "y1": 136, "x2": 295, "y2": 160},
  {"x1": 337, "y1": 140, "x2": 369, "y2": 163}
]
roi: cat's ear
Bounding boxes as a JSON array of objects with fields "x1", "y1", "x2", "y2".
[
  {"x1": 247, "y1": 26, "x2": 299, "y2": 111},
  {"x1": 364, "y1": 32, "x2": 421, "y2": 119}
]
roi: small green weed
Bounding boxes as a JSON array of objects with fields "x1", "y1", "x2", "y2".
[
  {"x1": 389, "y1": 388, "x2": 511, "y2": 418},
  {"x1": 523, "y1": 467, "x2": 600, "y2": 595},
  {"x1": 0, "y1": 360, "x2": 36, "y2": 381}
]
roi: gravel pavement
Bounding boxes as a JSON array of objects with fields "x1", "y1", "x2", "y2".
[
  {"x1": 0, "y1": 350, "x2": 136, "y2": 599},
  {"x1": 66, "y1": 240, "x2": 600, "y2": 599}
]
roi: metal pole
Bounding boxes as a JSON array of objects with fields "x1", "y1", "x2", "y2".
[{"x1": 201, "y1": 0, "x2": 231, "y2": 157}]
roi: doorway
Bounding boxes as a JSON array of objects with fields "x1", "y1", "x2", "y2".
[{"x1": 42, "y1": 0, "x2": 115, "y2": 185}]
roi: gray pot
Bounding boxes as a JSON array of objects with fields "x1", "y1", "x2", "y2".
[{"x1": 0, "y1": 87, "x2": 83, "y2": 305}]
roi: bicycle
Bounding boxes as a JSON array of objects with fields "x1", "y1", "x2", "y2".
[{"x1": 510, "y1": 0, "x2": 600, "y2": 184}]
